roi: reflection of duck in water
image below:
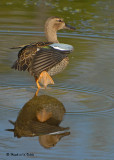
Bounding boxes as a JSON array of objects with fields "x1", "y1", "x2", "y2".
[
  {"x1": 11, "y1": 17, "x2": 75, "y2": 95},
  {"x1": 7, "y1": 95, "x2": 70, "y2": 148},
  {"x1": 39, "y1": 132, "x2": 70, "y2": 148}
]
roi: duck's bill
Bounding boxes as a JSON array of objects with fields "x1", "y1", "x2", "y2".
[{"x1": 64, "y1": 24, "x2": 76, "y2": 30}]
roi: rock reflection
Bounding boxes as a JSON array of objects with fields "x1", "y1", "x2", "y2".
[{"x1": 7, "y1": 95, "x2": 70, "y2": 148}]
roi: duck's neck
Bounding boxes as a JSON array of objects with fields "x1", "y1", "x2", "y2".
[{"x1": 45, "y1": 26, "x2": 59, "y2": 43}]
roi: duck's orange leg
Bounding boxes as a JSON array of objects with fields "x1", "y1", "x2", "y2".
[
  {"x1": 35, "y1": 77, "x2": 41, "y2": 96},
  {"x1": 35, "y1": 71, "x2": 54, "y2": 96}
]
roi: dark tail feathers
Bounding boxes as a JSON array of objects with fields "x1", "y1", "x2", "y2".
[{"x1": 11, "y1": 60, "x2": 18, "y2": 70}]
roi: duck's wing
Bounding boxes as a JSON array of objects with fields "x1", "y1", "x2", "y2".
[
  {"x1": 11, "y1": 45, "x2": 37, "y2": 71},
  {"x1": 11, "y1": 42, "x2": 52, "y2": 49},
  {"x1": 29, "y1": 47, "x2": 70, "y2": 77},
  {"x1": 11, "y1": 42, "x2": 52, "y2": 71}
]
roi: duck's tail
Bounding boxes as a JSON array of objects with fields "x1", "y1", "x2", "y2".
[{"x1": 11, "y1": 60, "x2": 18, "y2": 70}]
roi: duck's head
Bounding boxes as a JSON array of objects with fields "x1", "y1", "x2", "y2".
[
  {"x1": 45, "y1": 16, "x2": 75, "y2": 31},
  {"x1": 45, "y1": 16, "x2": 75, "y2": 43}
]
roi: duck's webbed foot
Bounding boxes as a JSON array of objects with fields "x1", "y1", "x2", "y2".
[{"x1": 35, "y1": 71, "x2": 54, "y2": 95}]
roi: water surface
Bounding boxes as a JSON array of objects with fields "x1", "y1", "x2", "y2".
[{"x1": 0, "y1": 0, "x2": 114, "y2": 159}]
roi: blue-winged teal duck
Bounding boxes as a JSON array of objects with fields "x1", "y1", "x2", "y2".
[{"x1": 12, "y1": 17, "x2": 75, "y2": 95}]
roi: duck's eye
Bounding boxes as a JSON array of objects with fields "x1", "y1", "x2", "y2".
[{"x1": 57, "y1": 19, "x2": 62, "y2": 22}]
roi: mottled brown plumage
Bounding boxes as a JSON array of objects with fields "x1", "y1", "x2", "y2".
[
  {"x1": 12, "y1": 42, "x2": 52, "y2": 71},
  {"x1": 11, "y1": 17, "x2": 75, "y2": 94}
]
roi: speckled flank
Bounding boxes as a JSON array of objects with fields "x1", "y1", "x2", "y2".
[{"x1": 48, "y1": 57, "x2": 69, "y2": 76}]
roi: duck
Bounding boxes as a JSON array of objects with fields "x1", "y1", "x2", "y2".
[{"x1": 11, "y1": 16, "x2": 75, "y2": 95}]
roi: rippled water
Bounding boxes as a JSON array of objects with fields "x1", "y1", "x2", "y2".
[{"x1": 0, "y1": 0, "x2": 114, "y2": 159}]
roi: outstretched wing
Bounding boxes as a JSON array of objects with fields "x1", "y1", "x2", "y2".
[
  {"x1": 11, "y1": 42, "x2": 52, "y2": 71},
  {"x1": 11, "y1": 45, "x2": 37, "y2": 71},
  {"x1": 29, "y1": 47, "x2": 70, "y2": 77}
]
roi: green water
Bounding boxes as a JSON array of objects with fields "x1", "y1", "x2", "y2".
[{"x1": 0, "y1": 0, "x2": 114, "y2": 159}]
